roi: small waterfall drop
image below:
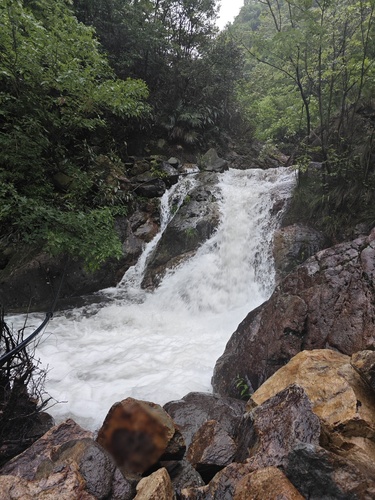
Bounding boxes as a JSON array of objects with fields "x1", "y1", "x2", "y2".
[{"x1": 7, "y1": 167, "x2": 296, "y2": 430}]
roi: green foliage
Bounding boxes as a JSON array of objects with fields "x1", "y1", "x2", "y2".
[
  {"x1": 184, "y1": 227, "x2": 198, "y2": 239},
  {"x1": 0, "y1": 181, "x2": 123, "y2": 271},
  {"x1": 233, "y1": 0, "x2": 375, "y2": 147},
  {"x1": 235, "y1": 375, "x2": 251, "y2": 400},
  {"x1": 0, "y1": 0, "x2": 149, "y2": 269}
]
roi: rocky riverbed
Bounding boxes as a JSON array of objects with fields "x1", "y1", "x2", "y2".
[{"x1": 1, "y1": 227, "x2": 375, "y2": 498}]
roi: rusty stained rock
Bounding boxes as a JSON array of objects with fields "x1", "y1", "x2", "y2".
[
  {"x1": 96, "y1": 397, "x2": 183, "y2": 473},
  {"x1": 250, "y1": 350, "x2": 375, "y2": 439},
  {"x1": 233, "y1": 466, "x2": 304, "y2": 500},
  {"x1": 134, "y1": 467, "x2": 174, "y2": 500},
  {"x1": 237, "y1": 384, "x2": 320, "y2": 467}
]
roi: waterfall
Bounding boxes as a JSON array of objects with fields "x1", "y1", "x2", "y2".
[{"x1": 7, "y1": 167, "x2": 296, "y2": 431}]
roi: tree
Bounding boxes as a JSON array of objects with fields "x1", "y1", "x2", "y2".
[{"x1": 0, "y1": 0, "x2": 150, "y2": 269}]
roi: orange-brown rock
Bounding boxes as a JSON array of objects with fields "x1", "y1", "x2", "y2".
[
  {"x1": 233, "y1": 466, "x2": 304, "y2": 500},
  {"x1": 351, "y1": 350, "x2": 375, "y2": 394},
  {"x1": 0, "y1": 419, "x2": 93, "y2": 480},
  {"x1": 250, "y1": 349, "x2": 375, "y2": 438},
  {"x1": 0, "y1": 465, "x2": 95, "y2": 500},
  {"x1": 96, "y1": 397, "x2": 182, "y2": 473},
  {"x1": 134, "y1": 467, "x2": 174, "y2": 500}
]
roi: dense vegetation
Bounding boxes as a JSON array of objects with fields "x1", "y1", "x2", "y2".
[
  {"x1": 233, "y1": 0, "x2": 375, "y2": 239},
  {"x1": 1, "y1": 0, "x2": 374, "y2": 270}
]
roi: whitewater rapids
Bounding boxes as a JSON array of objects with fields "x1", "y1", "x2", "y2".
[{"x1": 8, "y1": 167, "x2": 296, "y2": 430}]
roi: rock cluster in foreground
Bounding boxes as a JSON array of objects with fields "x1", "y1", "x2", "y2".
[{"x1": 1, "y1": 348, "x2": 375, "y2": 499}]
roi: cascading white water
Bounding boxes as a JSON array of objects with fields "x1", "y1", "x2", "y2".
[{"x1": 7, "y1": 167, "x2": 296, "y2": 431}]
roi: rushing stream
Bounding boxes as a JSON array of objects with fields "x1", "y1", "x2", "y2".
[{"x1": 8, "y1": 167, "x2": 296, "y2": 431}]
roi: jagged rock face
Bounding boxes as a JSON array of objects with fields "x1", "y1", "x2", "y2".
[
  {"x1": 96, "y1": 397, "x2": 185, "y2": 473},
  {"x1": 273, "y1": 223, "x2": 327, "y2": 281},
  {"x1": 142, "y1": 172, "x2": 220, "y2": 288},
  {"x1": 212, "y1": 228, "x2": 375, "y2": 397}
]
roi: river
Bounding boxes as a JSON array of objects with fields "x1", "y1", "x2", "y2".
[{"x1": 8, "y1": 166, "x2": 296, "y2": 430}]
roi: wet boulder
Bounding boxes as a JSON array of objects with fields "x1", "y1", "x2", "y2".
[
  {"x1": 133, "y1": 176, "x2": 167, "y2": 198},
  {"x1": 0, "y1": 467, "x2": 95, "y2": 500},
  {"x1": 250, "y1": 350, "x2": 375, "y2": 439},
  {"x1": 180, "y1": 462, "x2": 253, "y2": 500},
  {"x1": 0, "y1": 419, "x2": 134, "y2": 500},
  {"x1": 163, "y1": 459, "x2": 204, "y2": 495},
  {"x1": 284, "y1": 443, "x2": 375, "y2": 499},
  {"x1": 160, "y1": 161, "x2": 180, "y2": 187},
  {"x1": 199, "y1": 148, "x2": 228, "y2": 173},
  {"x1": 0, "y1": 419, "x2": 93, "y2": 480},
  {"x1": 236, "y1": 384, "x2": 320, "y2": 467},
  {"x1": 96, "y1": 397, "x2": 185, "y2": 473},
  {"x1": 212, "y1": 228, "x2": 375, "y2": 397}
]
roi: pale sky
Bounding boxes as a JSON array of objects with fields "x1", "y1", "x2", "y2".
[{"x1": 217, "y1": 0, "x2": 244, "y2": 29}]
